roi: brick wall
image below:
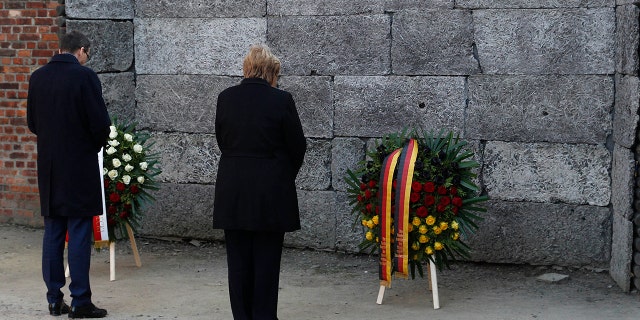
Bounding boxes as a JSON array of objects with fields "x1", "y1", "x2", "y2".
[{"x1": 0, "y1": 0, "x2": 59, "y2": 225}]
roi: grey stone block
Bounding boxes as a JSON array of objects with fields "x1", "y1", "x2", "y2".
[
  {"x1": 457, "y1": 0, "x2": 613, "y2": 8},
  {"x1": 67, "y1": 20, "x2": 133, "y2": 73},
  {"x1": 466, "y1": 200, "x2": 611, "y2": 266},
  {"x1": 612, "y1": 145, "x2": 635, "y2": 221},
  {"x1": 617, "y1": 5, "x2": 640, "y2": 75},
  {"x1": 467, "y1": 75, "x2": 613, "y2": 144},
  {"x1": 136, "y1": 0, "x2": 265, "y2": 18},
  {"x1": 334, "y1": 76, "x2": 466, "y2": 137},
  {"x1": 268, "y1": 0, "x2": 386, "y2": 15},
  {"x1": 267, "y1": 15, "x2": 391, "y2": 76},
  {"x1": 610, "y1": 214, "x2": 634, "y2": 292},
  {"x1": 285, "y1": 190, "x2": 336, "y2": 249},
  {"x1": 392, "y1": 10, "x2": 479, "y2": 75},
  {"x1": 278, "y1": 76, "x2": 334, "y2": 138},
  {"x1": 474, "y1": 8, "x2": 615, "y2": 74},
  {"x1": 296, "y1": 139, "x2": 331, "y2": 191},
  {"x1": 135, "y1": 18, "x2": 266, "y2": 75},
  {"x1": 335, "y1": 191, "x2": 366, "y2": 252},
  {"x1": 614, "y1": 75, "x2": 640, "y2": 148},
  {"x1": 385, "y1": 0, "x2": 454, "y2": 10},
  {"x1": 66, "y1": 0, "x2": 134, "y2": 19},
  {"x1": 331, "y1": 137, "x2": 366, "y2": 192},
  {"x1": 136, "y1": 75, "x2": 239, "y2": 133},
  {"x1": 149, "y1": 132, "x2": 219, "y2": 184},
  {"x1": 138, "y1": 182, "x2": 221, "y2": 240},
  {"x1": 483, "y1": 141, "x2": 611, "y2": 206},
  {"x1": 99, "y1": 72, "x2": 135, "y2": 122}
]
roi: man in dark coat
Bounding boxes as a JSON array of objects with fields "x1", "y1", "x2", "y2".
[
  {"x1": 27, "y1": 30, "x2": 110, "y2": 318},
  {"x1": 213, "y1": 44, "x2": 307, "y2": 320}
]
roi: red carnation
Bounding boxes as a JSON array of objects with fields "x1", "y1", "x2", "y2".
[
  {"x1": 365, "y1": 189, "x2": 372, "y2": 199},
  {"x1": 366, "y1": 203, "x2": 373, "y2": 213},
  {"x1": 357, "y1": 194, "x2": 363, "y2": 202},
  {"x1": 437, "y1": 186, "x2": 448, "y2": 195},
  {"x1": 423, "y1": 182, "x2": 435, "y2": 193},
  {"x1": 452, "y1": 196, "x2": 463, "y2": 207},
  {"x1": 116, "y1": 182, "x2": 126, "y2": 191},
  {"x1": 360, "y1": 183, "x2": 367, "y2": 191},
  {"x1": 436, "y1": 203, "x2": 447, "y2": 212},
  {"x1": 440, "y1": 196, "x2": 451, "y2": 206},
  {"x1": 368, "y1": 180, "x2": 377, "y2": 188},
  {"x1": 410, "y1": 192, "x2": 420, "y2": 203},
  {"x1": 411, "y1": 181, "x2": 422, "y2": 192},
  {"x1": 450, "y1": 186, "x2": 457, "y2": 195},
  {"x1": 452, "y1": 207, "x2": 459, "y2": 215},
  {"x1": 130, "y1": 185, "x2": 140, "y2": 194},
  {"x1": 416, "y1": 206, "x2": 428, "y2": 218},
  {"x1": 424, "y1": 195, "x2": 435, "y2": 206},
  {"x1": 109, "y1": 192, "x2": 120, "y2": 203}
]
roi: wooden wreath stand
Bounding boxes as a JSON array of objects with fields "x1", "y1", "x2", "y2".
[
  {"x1": 65, "y1": 223, "x2": 141, "y2": 281},
  {"x1": 376, "y1": 257, "x2": 440, "y2": 309}
]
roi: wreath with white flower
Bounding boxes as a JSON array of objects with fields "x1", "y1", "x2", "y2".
[{"x1": 103, "y1": 119, "x2": 161, "y2": 240}]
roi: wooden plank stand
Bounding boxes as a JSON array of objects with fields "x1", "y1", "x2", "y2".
[{"x1": 376, "y1": 258, "x2": 440, "y2": 309}]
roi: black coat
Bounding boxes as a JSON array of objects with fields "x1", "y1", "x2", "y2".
[
  {"x1": 27, "y1": 53, "x2": 111, "y2": 217},
  {"x1": 213, "y1": 78, "x2": 307, "y2": 232}
]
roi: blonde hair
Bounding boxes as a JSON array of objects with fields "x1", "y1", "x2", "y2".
[{"x1": 242, "y1": 44, "x2": 281, "y2": 86}]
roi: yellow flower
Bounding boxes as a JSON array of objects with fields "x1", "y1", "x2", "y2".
[
  {"x1": 372, "y1": 215, "x2": 379, "y2": 225},
  {"x1": 426, "y1": 215, "x2": 436, "y2": 226},
  {"x1": 361, "y1": 219, "x2": 367, "y2": 227},
  {"x1": 375, "y1": 237, "x2": 380, "y2": 243},
  {"x1": 413, "y1": 254, "x2": 419, "y2": 261},
  {"x1": 425, "y1": 246, "x2": 434, "y2": 255},
  {"x1": 418, "y1": 225, "x2": 428, "y2": 234},
  {"x1": 366, "y1": 220, "x2": 374, "y2": 229},
  {"x1": 419, "y1": 235, "x2": 429, "y2": 243},
  {"x1": 451, "y1": 220, "x2": 459, "y2": 230},
  {"x1": 439, "y1": 221, "x2": 448, "y2": 231},
  {"x1": 366, "y1": 231, "x2": 373, "y2": 241},
  {"x1": 434, "y1": 242, "x2": 444, "y2": 250},
  {"x1": 411, "y1": 242, "x2": 420, "y2": 251},
  {"x1": 412, "y1": 217, "x2": 421, "y2": 226},
  {"x1": 433, "y1": 226, "x2": 442, "y2": 235},
  {"x1": 452, "y1": 232, "x2": 460, "y2": 240}
]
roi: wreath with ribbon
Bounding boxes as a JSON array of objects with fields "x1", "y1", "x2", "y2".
[{"x1": 346, "y1": 130, "x2": 487, "y2": 281}]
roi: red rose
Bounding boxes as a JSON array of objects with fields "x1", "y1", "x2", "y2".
[
  {"x1": 116, "y1": 182, "x2": 126, "y2": 191},
  {"x1": 360, "y1": 183, "x2": 367, "y2": 191},
  {"x1": 416, "y1": 206, "x2": 428, "y2": 218},
  {"x1": 424, "y1": 195, "x2": 435, "y2": 206},
  {"x1": 109, "y1": 192, "x2": 120, "y2": 203},
  {"x1": 437, "y1": 203, "x2": 447, "y2": 212},
  {"x1": 450, "y1": 186, "x2": 457, "y2": 195},
  {"x1": 119, "y1": 211, "x2": 129, "y2": 219},
  {"x1": 357, "y1": 194, "x2": 363, "y2": 202},
  {"x1": 411, "y1": 181, "x2": 422, "y2": 192},
  {"x1": 452, "y1": 207, "x2": 459, "y2": 215},
  {"x1": 365, "y1": 189, "x2": 372, "y2": 199},
  {"x1": 440, "y1": 196, "x2": 451, "y2": 206},
  {"x1": 108, "y1": 206, "x2": 117, "y2": 215},
  {"x1": 368, "y1": 180, "x2": 377, "y2": 188},
  {"x1": 130, "y1": 185, "x2": 140, "y2": 194},
  {"x1": 366, "y1": 203, "x2": 373, "y2": 213},
  {"x1": 437, "y1": 186, "x2": 448, "y2": 195},
  {"x1": 452, "y1": 197, "x2": 463, "y2": 207},
  {"x1": 423, "y1": 182, "x2": 435, "y2": 193},
  {"x1": 410, "y1": 192, "x2": 420, "y2": 203}
]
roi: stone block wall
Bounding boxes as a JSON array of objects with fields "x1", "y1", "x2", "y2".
[{"x1": 3, "y1": 0, "x2": 640, "y2": 290}]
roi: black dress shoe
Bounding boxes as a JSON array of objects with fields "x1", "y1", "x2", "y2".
[
  {"x1": 48, "y1": 301, "x2": 70, "y2": 316},
  {"x1": 68, "y1": 303, "x2": 107, "y2": 319}
]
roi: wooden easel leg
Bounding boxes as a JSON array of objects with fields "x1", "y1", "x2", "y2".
[
  {"x1": 125, "y1": 223, "x2": 141, "y2": 267},
  {"x1": 109, "y1": 242, "x2": 116, "y2": 281},
  {"x1": 376, "y1": 285, "x2": 386, "y2": 305},
  {"x1": 429, "y1": 257, "x2": 440, "y2": 309}
]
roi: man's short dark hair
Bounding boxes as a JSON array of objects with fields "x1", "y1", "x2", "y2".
[{"x1": 59, "y1": 30, "x2": 91, "y2": 53}]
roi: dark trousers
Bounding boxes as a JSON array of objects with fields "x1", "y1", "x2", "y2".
[
  {"x1": 224, "y1": 230, "x2": 285, "y2": 320},
  {"x1": 42, "y1": 216, "x2": 94, "y2": 307}
]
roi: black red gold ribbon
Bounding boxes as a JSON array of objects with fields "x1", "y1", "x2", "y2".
[
  {"x1": 394, "y1": 139, "x2": 418, "y2": 278},
  {"x1": 378, "y1": 148, "x2": 401, "y2": 287}
]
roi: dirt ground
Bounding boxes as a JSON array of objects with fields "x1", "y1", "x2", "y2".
[{"x1": 1, "y1": 224, "x2": 639, "y2": 320}]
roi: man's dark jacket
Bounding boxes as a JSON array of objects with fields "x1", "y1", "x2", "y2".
[
  {"x1": 213, "y1": 78, "x2": 307, "y2": 232},
  {"x1": 27, "y1": 53, "x2": 111, "y2": 217}
]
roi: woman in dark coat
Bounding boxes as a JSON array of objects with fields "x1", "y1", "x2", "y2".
[{"x1": 213, "y1": 44, "x2": 307, "y2": 320}]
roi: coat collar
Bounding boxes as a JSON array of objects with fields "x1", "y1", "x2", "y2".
[
  {"x1": 241, "y1": 77, "x2": 271, "y2": 86},
  {"x1": 50, "y1": 53, "x2": 80, "y2": 64}
]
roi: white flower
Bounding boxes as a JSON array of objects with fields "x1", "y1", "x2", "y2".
[
  {"x1": 108, "y1": 140, "x2": 120, "y2": 147},
  {"x1": 137, "y1": 176, "x2": 145, "y2": 184},
  {"x1": 125, "y1": 164, "x2": 134, "y2": 172},
  {"x1": 122, "y1": 175, "x2": 131, "y2": 185},
  {"x1": 122, "y1": 154, "x2": 132, "y2": 162},
  {"x1": 109, "y1": 126, "x2": 117, "y2": 139},
  {"x1": 106, "y1": 147, "x2": 117, "y2": 155},
  {"x1": 107, "y1": 170, "x2": 118, "y2": 180},
  {"x1": 103, "y1": 168, "x2": 107, "y2": 175},
  {"x1": 139, "y1": 161, "x2": 148, "y2": 170},
  {"x1": 133, "y1": 144, "x2": 143, "y2": 153},
  {"x1": 124, "y1": 133, "x2": 133, "y2": 142},
  {"x1": 112, "y1": 158, "x2": 122, "y2": 168}
]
